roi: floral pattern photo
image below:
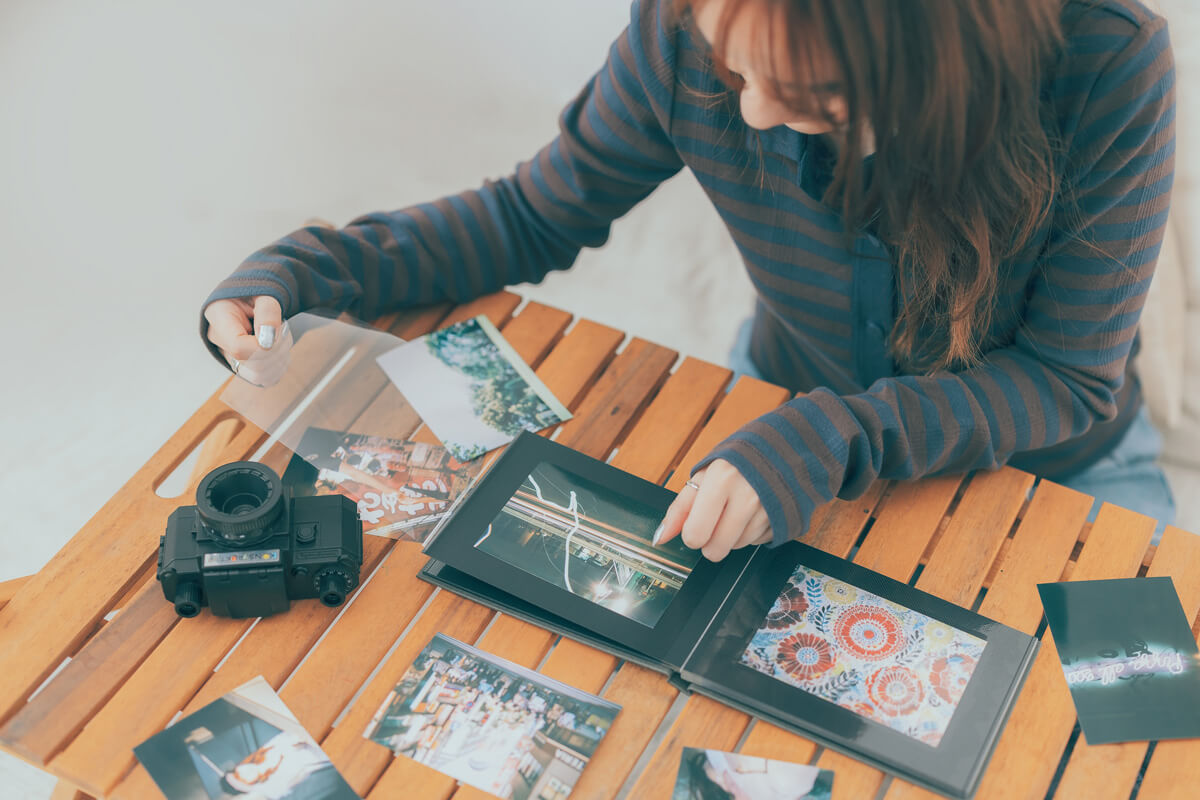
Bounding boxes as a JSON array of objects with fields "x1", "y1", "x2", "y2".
[{"x1": 740, "y1": 565, "x2": 987, "y2": 745}]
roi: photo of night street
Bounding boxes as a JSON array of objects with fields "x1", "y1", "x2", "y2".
[{"x1": 473, "y1": 462, "x2": 700, "y2": 627}]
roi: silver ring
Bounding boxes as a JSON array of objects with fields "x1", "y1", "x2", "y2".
[
  {"x1": 230, "y1": 358, "x2": 241, "y2": 375},
  {"x1": 685, "y1": 480, "x2": 701, "y2": 491}
]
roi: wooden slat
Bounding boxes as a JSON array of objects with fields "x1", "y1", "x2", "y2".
[
  {"x1": 1051, "y1": 522, "x2": 1200, "y2": 799},
  {"x1": 0, "y1": 579, "x2": 178, "y2": 766},
  {"x1": 552, "y1": 338, "x2": 678, "y2": 457},
  {"x1": 853, "y1": 475, "x2": 963, "y2": 582},
  {"x1": 533, "y1": 319, "x2": 625, "y2": 410},
  {"x1": 49, "y1": 781, "x2": 91, "y2": 800},
  {"x1": 609, "y1": 357, "x2": 731, "y2": 484},
  {"x1": 966, "y1": 503, "x2": 1156, "y2": 800},
  {"x1": 318, "y1": 590, "x2": 494, "y2": 797},
  {"x1": 0, "y1": 577, "x2": 30, "y2": 611},
  {"x1": 498, "y1": 301, "x2": 572, "y2": 367}
]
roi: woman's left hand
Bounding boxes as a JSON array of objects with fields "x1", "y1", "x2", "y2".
[{"x1": 653, "y1": 458, "x2": 773, "y2": 561}]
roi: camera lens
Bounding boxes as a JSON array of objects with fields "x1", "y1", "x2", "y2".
[{"x1": 196, "y1": 462, "x2": 284, "y2": 546}]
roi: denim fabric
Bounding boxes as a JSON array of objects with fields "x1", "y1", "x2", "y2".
[{"x1": 728, "y1": 318, "x2": 1177, "y2": 538}]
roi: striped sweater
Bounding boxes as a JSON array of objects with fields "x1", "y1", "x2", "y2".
[{"x1": 203, "y1": 0, "x2": 1175, "y2": 545}]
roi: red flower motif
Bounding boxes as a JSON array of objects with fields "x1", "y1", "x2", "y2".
[
  {"x1": 764, "y1": 586, "x2": 809, "y2": 629},
  {"x1": 833, "y1": 605, "x2": 904, "y2": 661},
  {"x1": 775, "y1": 632, "x2": 835, "y2": 680},
  {"x1": 866, "y1": 665, "x2": 923, "y2": 717},
  {"x1": 930, "y1": 653, "x2": 978, "y2": 704}
]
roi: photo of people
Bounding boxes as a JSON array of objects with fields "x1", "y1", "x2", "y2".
[
  {"x1": 364, "y1": 634, "x2": 619, "y2": 800},
  {"x1": 134, "y1": 676, "x2": 357, "y2": 799},
  {"x1": 739, "y1": 565, "x2": 987, "y2": 746},
  {"x1": 283, "y1": 428, "x2": 482, "y2": 542},
  {"x1": 473, "y1": 462, "x2": 701, "y2": 628},
  {"x1": 375, "y1": 316, "x2": 571, "y2": 461},
  {"x1": 672, "y1": 748, "x2": 833, "y2": 800}
]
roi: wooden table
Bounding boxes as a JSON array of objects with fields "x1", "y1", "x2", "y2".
[{"x1": 2, "y1": 292, "x2": 1199, "y2": 800}]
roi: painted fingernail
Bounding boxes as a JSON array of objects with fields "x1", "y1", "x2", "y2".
[
  {"x1": 258, "y1": 325, "x2": 276, "y2": 349},
  {"x1": 652, "y1": 523, "x2": 664, "y2": 546}
]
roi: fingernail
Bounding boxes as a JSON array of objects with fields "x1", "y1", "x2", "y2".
[
  {"x1": 258, "y1": 325, "x2": 276, "y2": 349},
  {"x1": 652, "y1": 523, "x2": 664, "y2": 546}
]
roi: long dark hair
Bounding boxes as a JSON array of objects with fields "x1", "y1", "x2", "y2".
[{"x1": 678, "y1": 0, "x2": 1065, "y2": 373}]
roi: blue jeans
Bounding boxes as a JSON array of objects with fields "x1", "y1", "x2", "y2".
[{"x1": 729, "y1": 318, "x2": 1176, "y2": 537}]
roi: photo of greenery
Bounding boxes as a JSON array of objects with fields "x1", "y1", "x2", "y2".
[{"x1": 376, "y1": 316, "x2": 571, "y2": 461}]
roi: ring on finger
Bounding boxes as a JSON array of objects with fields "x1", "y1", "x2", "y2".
[
  {"x1": 684, "y1": 479, "x2": 700, "y2": 491},
  {"x1": 230, "y1": 358, "x2": 241, "y2": 375}
]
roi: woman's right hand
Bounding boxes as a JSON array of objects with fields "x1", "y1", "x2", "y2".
[{"x1": 203, "y1": 296, "x2": 289, "y2": 386}]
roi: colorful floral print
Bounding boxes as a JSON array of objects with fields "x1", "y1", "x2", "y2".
[
  {"x1": 776, "y1": 633, "x2": 836, "y2": 680},
  {"x1": 739, "y1": 565, "x2": 987, "y2": 745}
]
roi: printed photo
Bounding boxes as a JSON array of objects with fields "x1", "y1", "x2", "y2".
[
  {"x1": 473, "y1": 461, "x2": 701, "y2": 628},
  {"x1": 375, "y1": 316, "x2": 571, "y2": 461},
  {"x1": 672, "y1": 748, "x2": 833, "y2": 800},
  {"x1": 739, "y1": 565, "x2": 987, "y2": 746},
  {"x1": 364, "y1": 634, "x2": 619, "y2": 800},
  {"x1": 134, "y1": 676, "x2": 358, "y2": 800},
  {"x1": 1039, "y1": 577, "x2": 1200, "y2": 744},
  {"x1": 283, "y1": 428, "x2": 482, "y2": 542}
]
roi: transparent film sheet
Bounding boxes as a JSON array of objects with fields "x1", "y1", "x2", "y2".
[{"x1": 218, "y1": 312, "x2": 481, "y2": 542}]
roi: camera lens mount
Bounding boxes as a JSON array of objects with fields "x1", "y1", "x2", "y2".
[{"x1": 196, "y1": 462, "x2": 284, "y2": 547}]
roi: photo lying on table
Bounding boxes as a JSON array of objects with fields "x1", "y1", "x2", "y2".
[
  {"x1": 672, "y1": 748, "x2": 834, "y2": 800},
  {"x1": 283, "y1": 427, "x2": 482, "y2": 542},
  {"x1": 677, "y1": 542, "x2": 1039, "y2": 800},
  {"x1": 473, "y1": 460, "x2": 702, "y2": 628},
  {"x1": 363, "y1": 634, "x2": 619, "y2": 800},
  {"x1": 134, "y1": 675, "x2": 358, "y2": 800},
  {"x1": 1038, "y1": 577, "x2": 1200, "y2": 745},
  {"x1": 375, "y1": 315, "x2": 571, "y2": 461},
  {"x1": 740, "y1": 564, "x2": 987, "y2": 746}
]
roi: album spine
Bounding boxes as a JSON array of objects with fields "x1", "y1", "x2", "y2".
[{"x1": 672, "y1": 548, "x2": 760, "y2": 672}]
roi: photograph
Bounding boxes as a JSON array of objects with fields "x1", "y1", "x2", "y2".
[
  {"x1": 473, "y1": 461, "x2": 702, "y2": 628},
  {"x1": 739, "y1": 564, "x2": 987, "y2": 746},
  {"x1": 282, "y1": 428, "x2": 482, "y2": 541},
  {"x1": 375, "y1": 316, "x2": 571, "y2": 461},
  {"x1": 134, "y1": 676, "x2": 358, "y2": 800},
  {"x1": 672, "y1": 748, "x2": 833, "y2": 800},
  {"x1": 364, "y1": 634, "x2": 619, "y2": 800},
  {"x1": 1039, "y1": 577, "x2": 1200, "y2": 744}
]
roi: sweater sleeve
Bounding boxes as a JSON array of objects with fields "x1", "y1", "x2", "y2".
[
  {"x1": 695, "y1": 14, "x2": 1176, "y2": 545},
  {"x1": 201, "y1": 0, "x2": 683, "y2": 361}
]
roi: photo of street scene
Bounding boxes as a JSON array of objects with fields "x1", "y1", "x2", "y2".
[
  {"x1": 283, "y1": 428, "x2": 482, "y2": 542},
  {"x1": 474, "y1": 462, "x2": 701, "y2": 628},
  {"x1": 364, "y1": 634, "x2": 619, "y2": 800}
]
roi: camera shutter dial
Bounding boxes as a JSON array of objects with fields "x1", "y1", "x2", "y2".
[{"x1": 196, "y1": 462, "x2": 284, "y2": 544}]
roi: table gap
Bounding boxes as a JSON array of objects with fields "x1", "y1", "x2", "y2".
[
  {"x1": 1044, "y1": 723, "x2": 1081, "y2": 799},
  {"x1": 845, "y1": 514, "x2": 877, "y2": 561},
  {"x1": 212, "y1": 618, "x2": 262, "y2": 673},
  {"x1": 732, "y1": 719, "x2": 756, "y2": 752},
  {"x1": 614, "y1": 691, "x2": 690, "y2": 799},
  {"x1": 871, "y1": 774, "x2": 894, "y2": 800},
  {"x1": 247, "y1": 347, "x2": 360, "y2": 463},
  {"x1": 534, "y1": 638, "x2": 560, "y2": 672},
  {"x1": 596, "y1": 660, "x2": 624, "y2": 698},
  {"x1": 24, "y1": 658, "x2": 72, "y2": 704},
  {"x1": 1128, "y1": 741, "x2": 1157, "y2": 800}
]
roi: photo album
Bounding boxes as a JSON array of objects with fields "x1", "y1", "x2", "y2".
[{"x1": 420, "y1": 432, "x2": 1040, "y2": 799}]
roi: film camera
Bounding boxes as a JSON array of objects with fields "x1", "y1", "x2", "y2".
[{"x1": 157, "y1": 461, "x2": 363, "y2": 619}]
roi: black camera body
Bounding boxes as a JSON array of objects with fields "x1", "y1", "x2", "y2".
[{"x1": 157, "y1": 461, "x2": 363, "y2": 619}]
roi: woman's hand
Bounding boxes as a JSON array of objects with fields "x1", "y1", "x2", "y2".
[
  {"x1": 203, "y1": 296, "x2": 289, "y2": 386},
  {"x1": 654, "y1": 459, "x2": 772, "y2": 561}
]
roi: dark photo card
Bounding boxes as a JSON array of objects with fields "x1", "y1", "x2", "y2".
[
  {"x1": 1038, "y1": 577, "x2": 1200, "y2": 745},
  {"x1": 423, "y1": 432, "x2": 751, "y2": 665},
  {"x1": 679, "y1": 542, "x2": 1039, "y2": 800},
  {"x1": 363, "y1": 634, "x2": 619, "y2": 800}
]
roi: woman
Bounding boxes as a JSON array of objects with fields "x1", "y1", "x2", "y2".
[{"x1": 202, "y1": 0, "x2": 1175, "y2": 561}]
